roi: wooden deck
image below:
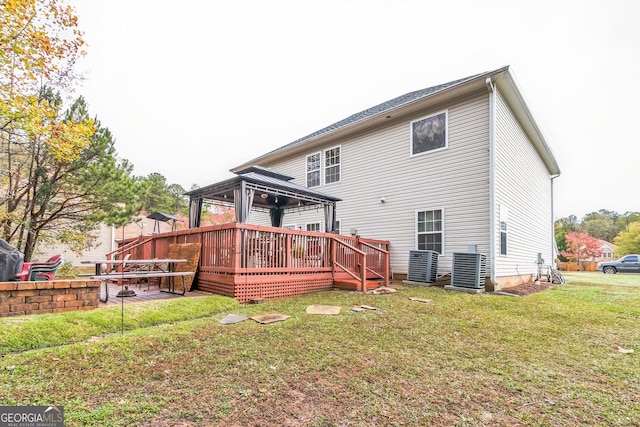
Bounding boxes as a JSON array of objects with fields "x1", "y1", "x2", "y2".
[{"x1": 108, "y1": 223, "x2": 391, "y2": 303}]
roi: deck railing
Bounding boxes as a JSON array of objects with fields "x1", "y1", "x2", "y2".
[
  {"x1": 332, "y1": 238, "x2": 367, "y2": 291},
  {"x1": 108, "y1": 223, "x2": 390, "y2": 292}
]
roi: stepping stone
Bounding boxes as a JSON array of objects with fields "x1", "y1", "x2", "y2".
[
  {"x1": 616, "y1": 345, "x2": 634, "y2": 354},
  {"x1": 219, "y1": 314, "x2": 248, "y2": 324},
  {"x1": 409, "y1": 297, "x2": 433, "y2": 304},
  {"x1": 306, "y1": 305, "x2": 341, "y2": 315},
  {"x1": 360, "y1": 305, "x2": 378, "y2": 310},
  {"x1": 249, "y1": 314, "x2": 290, "y2": 324},
  {"x1": 369, "y1": 287, "x2": 397, "y2": 295},
  {"x1": 351, "y1": 306, "x2": 366, "y2": 312}
]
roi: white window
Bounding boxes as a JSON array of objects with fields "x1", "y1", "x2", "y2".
[
  {"x1": 416, "y1": 209, "x2": 443, "y2": 254},
  {"x1": 282, "y1": 224, "x2": 297, "y2": 230},
  {"x1": 500, "y1": 221, "x2": 508, "y2": 255},
  {"x1": 306, "y1": 153, "x2": 320, "y2": 187},
  {"x1": 410, "y1": 111, "x2": 448, "y2": 156},
  {"x1": 499, "y1": 204, "x2": 508, "y2": 256},
  {"x1": 324, "y1": 146, "x2": 340, "y2": 184},
  {"x1": 306, "y1": 146, "x2": 341, "y2": 187},
  {"x1": 334, "y1": 220, "x2": 341, "y2": 235},
  {"x1": 306, "y1": 222, "x2": 320, "y2": 232}
]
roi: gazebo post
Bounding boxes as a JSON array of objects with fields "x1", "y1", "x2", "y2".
[{"x1": 188, "y1": 198, "x2": 203, "y2": 228}]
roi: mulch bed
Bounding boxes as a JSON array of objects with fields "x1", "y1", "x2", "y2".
[{"x1": 495, "y1": 281, "x2": 553, "y2": 296}]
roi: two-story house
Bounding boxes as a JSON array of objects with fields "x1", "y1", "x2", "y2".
[{"x1": 226, "y1": 66, "x2": 560, "y2": 290}]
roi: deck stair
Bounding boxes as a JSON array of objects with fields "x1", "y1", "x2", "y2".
[{"x1": 333, "y1": 279, "x2": 382, "y2": 291}]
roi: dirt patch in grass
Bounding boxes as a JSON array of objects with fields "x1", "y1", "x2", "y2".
[{"x1": 497, "y1": 281, "x2": 553, "y2": 296}]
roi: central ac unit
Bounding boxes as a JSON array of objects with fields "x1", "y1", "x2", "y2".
[
  {"x1": 451, "y1": 252, "x2": 487, "y2": 288},
  {"x1": 407, "y1": 250, "x2": 439, "y2": 283}
]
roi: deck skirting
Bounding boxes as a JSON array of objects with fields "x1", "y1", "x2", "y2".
[{"x1": 198, "y1": 271, "x2": 334, "y2": 302}]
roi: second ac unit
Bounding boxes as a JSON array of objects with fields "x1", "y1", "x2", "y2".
[
  {"x1": 407, "y1": 250, "x2": 439, "y2": 283},
  {"x1": 451, "y1": 252, "x2": 487, "y2": 289}
]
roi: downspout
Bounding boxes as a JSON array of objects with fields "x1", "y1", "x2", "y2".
[
  {"x1": 486, "y1": 77, "x2": 499, "y2": 289},
  {"x1": 550, "y1": 174, "x2": 560, "y2": 268}
]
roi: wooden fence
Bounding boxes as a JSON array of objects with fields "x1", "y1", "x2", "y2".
[{"x1": 556, "y1": 261, "x2": 598, "y2": 272}]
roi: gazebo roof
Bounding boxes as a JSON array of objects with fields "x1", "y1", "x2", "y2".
[
  {"x1": 185, "y1": 165, "x2": 341, "y2": 213},
  {"x1": 146, "y1": 211, "x2": 184, "y2": 223}
]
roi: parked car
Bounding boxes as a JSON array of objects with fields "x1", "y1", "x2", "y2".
[{"x1": 596, "y1": 254, "x2": 640, "y2": 274}]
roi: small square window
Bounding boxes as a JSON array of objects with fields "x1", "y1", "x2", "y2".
[{"x1": 411, "y1": 111, "x2": 447, "y2": 155}]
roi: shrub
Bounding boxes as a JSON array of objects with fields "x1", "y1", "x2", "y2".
[{"x1": 56, "y1": 261, "x2": 77, "y2": 278}]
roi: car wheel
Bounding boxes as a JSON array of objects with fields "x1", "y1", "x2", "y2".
[{"x1": 603, "y1": 266, "x2": 617, "y2": 274}]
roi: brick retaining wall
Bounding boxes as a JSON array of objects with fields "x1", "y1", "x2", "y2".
[{"x1": 0, "y1": 280, "x2": 101, "y2": 317}]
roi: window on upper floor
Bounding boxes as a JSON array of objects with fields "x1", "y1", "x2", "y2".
[
  {"x1": 306, "y1": 147, "x2": 341, "y2": 188},
  {"x1": 324, "y1": 146, "x2": 340, "y2": 184},
  {"x1": 410, "y1": 111, "x2": 448, "y2": 156},
  {"x1": 416, "y1": 209, "x2": 443, "y2": 254},
  {"x1": 306, "y1": 153, "x2": 321, "y2": 187}
]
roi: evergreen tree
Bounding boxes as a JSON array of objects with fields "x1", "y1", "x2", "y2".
[{"x1": 1, "y1": 93, "x2": 140, "y2": 260}]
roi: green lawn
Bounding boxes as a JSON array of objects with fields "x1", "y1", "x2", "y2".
[
  {"x1": 563, "y1": 271, "x2": 640, "y2": 288},
  {"x1": 1, "y1": 282, "x2": 638, "y2": 426}
]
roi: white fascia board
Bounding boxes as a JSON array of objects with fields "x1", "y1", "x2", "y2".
[{"x1": 494, "y1": 71, "x2": 561, "y2": 176}]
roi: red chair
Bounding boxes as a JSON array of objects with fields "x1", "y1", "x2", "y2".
[{"x1": 15, "y1": 254, "x2": 63, "y2": 281}]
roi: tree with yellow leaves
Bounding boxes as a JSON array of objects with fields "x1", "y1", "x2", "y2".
[
  {"x1": 1, "y1": 0, "x2": 85, "y2": 131},
  {"x1": 1, "y1": 1, "x2": 140, "y2": 260},
  {"x1": 614, "y1": 222, "x2": 640, "y2": 256}
]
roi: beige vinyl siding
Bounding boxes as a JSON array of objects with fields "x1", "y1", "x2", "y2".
[
  {"x1": 494, "y1": 89, "x2": 552, "y2": 279},
  {"x1": 37, "y1": 224, "x2": 115, "y2": 267},
  {"x1": 260, "y1": 93, "x2": 491, "y2": 276}
]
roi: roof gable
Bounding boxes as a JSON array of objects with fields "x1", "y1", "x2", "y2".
[{"x1": 233, "y1": 66, "x2": 560, "y2": 176}]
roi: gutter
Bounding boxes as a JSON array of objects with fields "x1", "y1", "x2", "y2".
[{"x1": 486, "y1": 77, "x2": 499, "y2": 289}]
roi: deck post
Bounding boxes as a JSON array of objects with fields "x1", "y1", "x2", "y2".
[
  {"x1": 330, "y1": 237, "x2": 336, "y2": 282},
  {"x1": 233, "y1": 226, "x2": 243, "y2": 270},
  {"x1": 286, "y1": 233, "x2": 292, "y2": 270},
  {"x1": 360, "y1": 254, "x2": 367, "y2": 292},
  {"x1": 384, "y1": 245, "x2": 390, "y2": 287}
]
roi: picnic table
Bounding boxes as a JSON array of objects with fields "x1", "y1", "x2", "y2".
[
  {"x1": 82, "y1": 258, "x2": 187, "y2": 275},
  {"x1": 81, "y1": 259, "x2": 192, "y2": 303}
]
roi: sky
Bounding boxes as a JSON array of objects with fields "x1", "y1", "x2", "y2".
[{"x1": 67, "y1": 0, "x2": 639, "y2": 221}]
